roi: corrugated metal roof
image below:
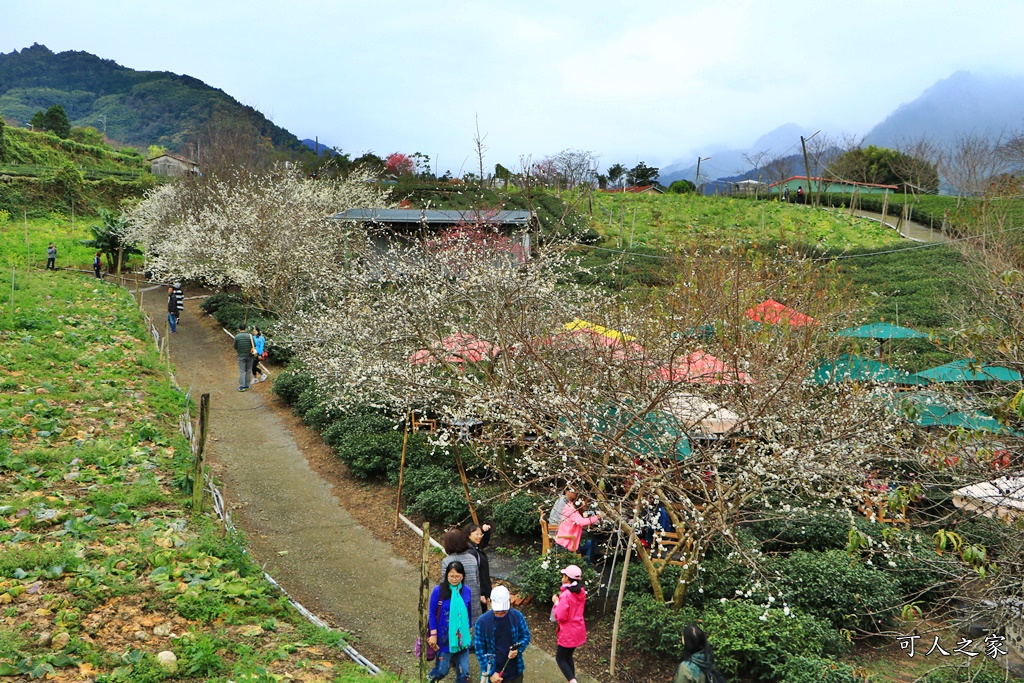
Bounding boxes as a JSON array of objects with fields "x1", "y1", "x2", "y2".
[{"x1": 330, "y1": 208, "x2": 533, "y2": 225}]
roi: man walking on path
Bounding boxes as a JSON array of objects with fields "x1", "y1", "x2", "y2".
[
  {"x1": 475, "y1": 586, "x2": 530, "y2": 683},
  {"x1": 46, "y1": 243, "x2": 57, "y2": 270},
  {"x1": 233, "y1": 323, "x2": 255, "y2": 391},
  {"x1": 166, "y1": 287, "x2": 178, "y2": 333}
]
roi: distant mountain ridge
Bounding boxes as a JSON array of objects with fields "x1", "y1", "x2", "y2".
[
  {"x1": 0, "y1": 43, "x2": 306, "y2": 154},
  {"x1": 864, "y1": 71, "x2": 1024, "y2": 148}
]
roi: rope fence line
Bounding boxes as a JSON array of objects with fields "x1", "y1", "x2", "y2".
[{"x1": 128, "y1": 282, "x2": 383, "y2": 677}]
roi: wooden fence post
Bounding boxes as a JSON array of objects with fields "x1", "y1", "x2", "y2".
[
  {"x1": 419, "y1": 521, "x2": 431, "y2": 683},
  {"x1": 192, "y1": 393, "x2": 210, "y2": 515},
  {"x1": 395, "y1": 411, "x2": 411, "y2": 530}
]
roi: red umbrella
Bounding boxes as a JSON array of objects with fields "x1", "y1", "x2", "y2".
[
  {"x1": 652, "y1": 351, "x2": 753, "y2": 385},
  {"x1": 745, "y1": 299, "x2": 816, "y2": 327}
]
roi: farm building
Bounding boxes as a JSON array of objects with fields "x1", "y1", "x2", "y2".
[
  {"x1": 149, "y1": 153, "x2": 199, "y2": 177},
  {"x1": 768, "y1": 175, "x2": 898, "y2": 195},
  {"x1": 331, "y1": 208, "x2": 535, "y2": 262}
]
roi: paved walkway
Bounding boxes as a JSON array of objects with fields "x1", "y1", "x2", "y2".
[{"x1": 136, "y1": 290, "x2": 591, "y2": 682}]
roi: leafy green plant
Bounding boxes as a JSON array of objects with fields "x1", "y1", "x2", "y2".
[
  {"x1": 492, "y1": 493, "x2": 544, "y2": 537},
  {"x1": 700, "y1": 600, "x2": 845, "y2": 682},
  {"x1": 404, "y1": 466, "x2": 470, "y2": 526},
  {"x1": 174, "y1": 633, "x2": 229, "y2": 677},
  {"x1": 773, "y1": 656, "x2": 866, "y2": 683},
  {"x1": 510, "y1": 548, "x2": 598, "y2": 601},
  {"x1": 768, "y1": 550, "x2": 901, "y2": 631},
  {"x1": 617, "y1": 594, "x2": 698, "y2": 658}
]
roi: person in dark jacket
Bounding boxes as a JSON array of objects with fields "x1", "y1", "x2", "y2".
[
  {"x1": 474, "y1": 586, "x2": 530, "y2": 683},
  {"x1": 166, "y1": 287, "x2": 178, "y2": 333},
  {"x1": 427, "y1": 561, "x2": 473, "y2": 683},
  {"x1": 46, "y1": 243, "x2": 57, "y2": 270},
  {"x1": 232, "y1": 324, "x2": 255, "y2": 391},
  {"x1": 673, "y1": 625, "x2": 721, "y2": 683},
  {"x1": 93, "y1": 252, "x2": 102, "y2": 279},
  {"x1": 463, "y1": 522, "x2": 492, "y2": 613}
]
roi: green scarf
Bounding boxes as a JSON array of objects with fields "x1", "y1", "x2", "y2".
[{"x1": 447, "y1": 582, "x2": 471, "y2": 652}]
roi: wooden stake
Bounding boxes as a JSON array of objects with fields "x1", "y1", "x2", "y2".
[
  {"x1": 395, "y1": 411, "x2": 412, "y2": 530},
  {"x1": 608, "y1": 532, "x2": 634, "y2": 679},
  {"x1": 453, "y1": 440, "x2": 479, "y2": 525},
  {"x1": 193, "y1": 393, "x2": 210, "y2": 515},
  {"x1": 419, "y1": 521, "x2": 432, "y2": 683}
]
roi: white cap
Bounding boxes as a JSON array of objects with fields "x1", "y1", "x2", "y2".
[{"x1": 490, "y1": 585, "x2": 511, "y2": 611}]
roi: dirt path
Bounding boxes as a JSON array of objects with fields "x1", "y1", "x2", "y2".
[{"x1": 136, "y1": 288, "x2": 589, "y2": 682}]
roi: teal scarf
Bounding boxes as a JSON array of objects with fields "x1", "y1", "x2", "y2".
[
  {"x1": 686, "y1": 651, "x2": 711, "y2": 679},
  {"x1": 447, "y1": 582, "x2": 471, "y2": 652}
]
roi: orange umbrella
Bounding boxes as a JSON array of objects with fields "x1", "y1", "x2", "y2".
[
  {"x1": 745, "y1": 299, "x2": 816, "y2": 327},
  {"x1": 408, "y1": 333, "x2": 500, "y2": 365}
]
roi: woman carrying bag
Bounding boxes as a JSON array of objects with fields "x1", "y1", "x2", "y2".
[
  {"x1": 551, "y1": 564, "x2": 587, "y2": 683},
  {"x1": 427, "y1": 561, "x2": 474, "y2": 683}
]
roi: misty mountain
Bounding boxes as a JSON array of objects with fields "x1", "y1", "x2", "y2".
[
  {"x1": 301, "y1": 138, "x2": 340, "y2": 156},
  {"x1": 864, "y1": 71, "x2": 1024, "y2": 148},
  {"x1": 659, "y1": 123, "x2": 815, "y2": 187},
  {"x1": 0, "y1": 43, "x2": 306, "y2": 154}
]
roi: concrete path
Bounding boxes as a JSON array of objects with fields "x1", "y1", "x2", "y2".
[{"x1": 136, "y1": 290, "x2": 591, "y2": 682}]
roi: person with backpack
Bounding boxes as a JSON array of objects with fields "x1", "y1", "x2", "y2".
[
  {"x1": 551, "y1": 564, "x2": 587, "y2": 683},
  {"x1": 473, "y1": 585, "x2": 530, "y2": 683},
  {"x1": 674, "y1": 625, "x2": 726, "y2": 683},
  {"x1": 427, "y1": 561, "x2": 474, "y2": 683}
]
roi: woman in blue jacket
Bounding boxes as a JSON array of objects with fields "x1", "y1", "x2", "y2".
[{"x1": 427, "y1": 561, "x2": 473, "y2": 683}]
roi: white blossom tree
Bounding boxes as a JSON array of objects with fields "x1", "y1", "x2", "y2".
[{"x1": 124, "y1": 167, "x2": 391, "y2": 314}]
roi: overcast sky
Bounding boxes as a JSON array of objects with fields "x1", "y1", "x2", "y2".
[{"x1": 4, "y1": 0, "x2": 1024, "y2": 175}]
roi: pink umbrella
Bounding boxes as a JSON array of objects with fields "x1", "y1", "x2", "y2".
[
  {"x1": 408, "y1": 333, "x2": 500, "y2": 365},
  {"x1": 652, "y1": 351, "x2": 754, "y2": 385},
  {"x1": 745, "y1": 299, "x2": 816, "y2": 327}
]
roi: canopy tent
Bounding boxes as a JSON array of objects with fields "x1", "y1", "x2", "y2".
[
  {"x1": 566, "y1": 405, "x2": 691, "y2": 460},
  {"x1": 952, "y1": 476, "x2": 1024, "y2": 522},
  {"x1": 548, "y1": 318, "x2": 646, "y2": 360},
  {"x1": 661, "y1": 393, "x2": 742, "y2": 435},
  {"x1": 651, "y1": 351, "x2": 754, "y2": 385},
  {"x1": 745, "y1": 299, "x2": 816, "y2": 327},
  {"x1": 408, "y1": 332, "x2": 500, "y2": 365},
  {"x1": 812, "y1": 354, "x2": 929, "y2": 386},
  {"x1": 896, "y1": 392, "x2": 1016, "y2": 434},
  {"x1": 836, "y1": 322, "x2": 931, "y2": 340},
  {"x1": 912, "y1": 360, "x2": 1022, "y2": 383}
]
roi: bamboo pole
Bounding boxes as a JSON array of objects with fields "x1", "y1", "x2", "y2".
[
  {"x1": 192, "y1": 393, "x2": 210, "y2": 515},
  {"x1": 608, "y1": 533, "x2": 634, "y2": 678},
  {"x1": 453, "y1": 440, "x2": 479, "y2": 525},
  {"x1": 419, "y1": 521, "x2": 432, "y2": 683},
  {"x1": 395, "y1": 411, "x2": 412, "y2": 530}
]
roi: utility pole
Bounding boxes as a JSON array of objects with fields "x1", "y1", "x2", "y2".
[
  {"x1": 696, "y1": 156, "x2": 711, "y2": 195},
  {"x1": 800, "y1": 131, "x2": 820, "y2": 207}
]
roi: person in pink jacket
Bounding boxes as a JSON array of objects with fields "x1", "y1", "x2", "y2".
[
  {"x1": 555, "y1": 496, "x2": 601, "y2": 560},
  {"x1": 551, "y1": 564, "x2": 587, "y2": 683}
]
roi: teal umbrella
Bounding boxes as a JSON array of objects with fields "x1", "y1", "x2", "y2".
[
  {"x1": 913, "y1": 360, "x2": 1022, "y2": 383},
  {"x1": 896, "y1": 393, "x2": 1017, "y2": 434},
  {"x1": 812, "y1": 354, "x2": 929, "y2": 386},
  {"x1": 568, "y1": 405, "x2": 691, "y2": 460},
  {"x1": 836, "y1": 322, "x2": 930, "y2": 340}
]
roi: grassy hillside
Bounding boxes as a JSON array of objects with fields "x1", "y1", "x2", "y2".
[
  {"x1": 591, "y1": 192, "x2": 904, "y2": 250},
  {"x1": 0, "y1": 267, "x2": 390, "y2": 681},
  {"x1": 0, "y1": 126, "x2": 157, "y2": 218},
  {"x1": 0, "y1": 44, "x2": 306, "y2": 155}
]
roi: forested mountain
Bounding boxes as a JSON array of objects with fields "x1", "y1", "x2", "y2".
[{"x1": 0, "y1": 43, "x2": 306, "y2": 155}]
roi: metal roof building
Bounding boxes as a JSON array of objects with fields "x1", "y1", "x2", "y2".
[{"x1": 330, "y1": 208, "x2": 533, "y2": 228}]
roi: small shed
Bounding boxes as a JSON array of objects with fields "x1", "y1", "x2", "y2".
[{"x1": 150, "y1": 153, "x2": 199, "y2": 177}]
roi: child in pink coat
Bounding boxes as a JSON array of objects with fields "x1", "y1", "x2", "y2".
[{"x1": 551, "y1": 564, "x2": 587, "y2": 683}]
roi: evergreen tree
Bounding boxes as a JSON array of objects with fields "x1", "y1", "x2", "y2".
[
  {"x1": 42, "y1": 105, "x2": 72, "y2": 138},
  {"x1": 0, "y1": 117, "x2": 6, "y2": 161}
]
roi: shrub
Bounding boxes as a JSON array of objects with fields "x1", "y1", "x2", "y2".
[
  {"x1": 510, "y1": 548, "x2": 599, "y2": 601},
  {"x1": 492, "y1": 493, "x2": 544, "y2": 538},
  {"x1": 769, "y1": 550, "x2": 901, "y2": 631},
  {"x1": 618, "y1": 594, "x2": 698, "y2": 658},
  {"x1": 403, "y1": 466, "x2": 469, "y2": 526},
  {"x1": 773, "y1": 656, "x2": 866, "y2": 683},
  {"x1": 700, "y1": 600, "x2": 845, "y2": 682},
  {"x1": 751, "y1": 510, "x2": 861, "y2": 552},
  {"x1": 271, "y1": 368, "x2": 313, "y2": 405},
  {"x1": 199, "y1": 293, "x2": 239, "y2": 315},
  {"x1": 921, "y1": 661, "x2": 1014, "y2": 683}
]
